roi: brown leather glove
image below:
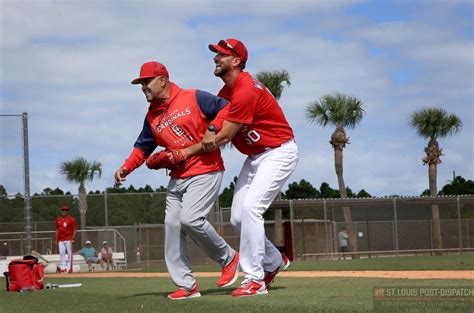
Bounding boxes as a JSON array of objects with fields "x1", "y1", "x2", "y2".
[{"x1": 146, "y1": 149, "x2": 185, "y2": 170}]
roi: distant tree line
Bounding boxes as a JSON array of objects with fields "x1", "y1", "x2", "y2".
[
  {"x1": 1, "y1": 176, "x2": 471, "y2": 225},
  {"x1": 0, "y1": 184, "x2": 166, "y2": 226}
]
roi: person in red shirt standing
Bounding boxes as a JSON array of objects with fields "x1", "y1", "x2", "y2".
[
  {"x1": 182, "y1": 38, "x2": 298, "y2": 297},
  {"x1": 114, "y1": 61, "x2": 239, "y2": 300},
  {"x1": 55, "y1": 205, "x2": 77, "y2": 273}
]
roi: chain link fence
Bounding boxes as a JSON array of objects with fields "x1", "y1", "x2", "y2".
[
  {"x1": 281, "y1": 196, "x2": 474, "y2": 260},
  {"x1": 1, "y1": 194, "x2": 473, "y2": 268}
]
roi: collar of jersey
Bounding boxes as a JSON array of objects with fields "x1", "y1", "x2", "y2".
[
  {"x1": 225, "y1": 71, "x2": 246, "y2": 95},
  {"x1": 148, "y1": 82, "x2": 182, "y2": 113}
]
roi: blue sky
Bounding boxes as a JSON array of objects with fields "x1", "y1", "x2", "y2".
[{"x1": 1, "y1": 0, "x2": 473, "y2": 197}]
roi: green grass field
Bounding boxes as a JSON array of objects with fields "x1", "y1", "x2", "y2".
[
  {"x1": 1, "y1": 254, "x2": 472, "y2": 312},
  {"x1": 138, "y1": 253, "x2": 474, "y2": 272},
  {"x1": 1, "y1": 277, "x2": 472, "y2": 313}
]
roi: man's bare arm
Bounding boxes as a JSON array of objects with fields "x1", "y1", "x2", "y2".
[{"x1": 181, "y1": 120, "x2": 242, "y2": 159}]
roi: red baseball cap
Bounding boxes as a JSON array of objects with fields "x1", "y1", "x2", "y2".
[
  {"x1": 131, "y1": 61, "x2": 169, "y2": 85},
  {"x1": 61, "y1": 205, "x2": 69, "y2": 211},
  {"x1": 209, "y1": 39, "x2": 248, "y2": 62}
]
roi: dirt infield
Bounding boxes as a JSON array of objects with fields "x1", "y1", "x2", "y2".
[{"x1": 47, "y1": 270, "x2": 474, "y2": 280}]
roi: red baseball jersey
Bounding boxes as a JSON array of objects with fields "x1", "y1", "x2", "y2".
[
  {"x1": 217, "y1": 71, "x2": 294, "y2": 155},
  {"x1": 123, "y1": 83, "x2": 228, "y2": 178},
  {"x1": 55, "y1": 215, "x2": 77, "y2": 241}
]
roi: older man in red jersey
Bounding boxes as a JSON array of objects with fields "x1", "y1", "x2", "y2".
[{"x1": 114, "y1": 61, "x2": 239, "y2": 300}]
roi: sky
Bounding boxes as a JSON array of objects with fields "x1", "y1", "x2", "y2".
[{"x1": 0, "y1": 0, "x2": 473, "y2": 197}]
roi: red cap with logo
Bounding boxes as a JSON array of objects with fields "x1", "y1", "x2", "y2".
[
  {"x1": 209, "y1": 39, "x2": 248, "y2": 62},
  {"x1": 131, "y1": 61, "x2": 169, "y2": 85},
  {"x1": 61, "y1": 205, "x2": 69, "y2": 211}
]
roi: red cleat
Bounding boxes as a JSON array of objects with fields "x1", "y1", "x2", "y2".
[
  {"x1": 263, "y1": 253, "x2": 291, "y2": 289},
  {"x1": 281, "y1": 253, "x2": 291, "y2": 271},
  {"x1": 167, "y1": 283, "x2": 201, "y2": 300},
  {"x1": 232, "y1": 279, "x2": 267, "y2": 297},
  {"x1": 217, "y1": 252, "x2": 239, "y2": 287}
]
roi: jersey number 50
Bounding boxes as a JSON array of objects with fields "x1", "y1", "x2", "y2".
[{"x1": 244, "y1": 130, "x2": 261, "y2": 145}]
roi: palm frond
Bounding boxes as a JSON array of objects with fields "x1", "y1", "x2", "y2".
[
  {"x1": 410, "y1": 107, "x2": 462, "y2": 139},
  {"x1": 256, "y1": 69, "x2": 290, "y2": 100},
  {"x1": 305, "y1": 101, "x2": 329, "y2": 126},
  {"x1": 306, "y1": 92, "x2": 365, "y2": 129},
  {"x1": 87, "y1": 161, "x2": 102, "y2": 182},
  {"x1": 59, "y1": 157, "x2": 102, "y2": 184}
]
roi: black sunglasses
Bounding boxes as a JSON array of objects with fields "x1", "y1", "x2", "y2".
[{"x1": 218, "y1": 40, "x2": 240, "y2": 58}]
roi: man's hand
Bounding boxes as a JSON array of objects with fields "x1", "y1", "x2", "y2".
[
  {"x1": 202, "y1": 130, "x2": 218, "y2": 152},
  {"x1": 114, "y1": 167, "x2": 128, "y2": 188},
  {"x1": 146, "y1": 149, "x2": 186, "y2": 170}
]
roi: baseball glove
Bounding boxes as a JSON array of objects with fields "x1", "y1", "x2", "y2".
[{"x1": 146, "y1": 149, "x2": 185, "y2": 170}]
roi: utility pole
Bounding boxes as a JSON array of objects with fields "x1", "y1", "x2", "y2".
[{"x1": 22, "y1": 112, "x2": 32, "y2": 254}]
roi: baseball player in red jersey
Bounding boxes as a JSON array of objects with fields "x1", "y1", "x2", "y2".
[
  {"x1": 114, "y1": 61, "x2": 239, "y2": 300},
  {"x1": 182, "y1": 39, "x2": 298, "y2": 297},
  {"x1": 55, "y1": 205, "x2": 77, "y2": 273}
]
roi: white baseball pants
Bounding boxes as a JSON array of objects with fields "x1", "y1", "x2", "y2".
[
  {"x1": 58, "y1": 240, "x2": 73, "y2": 272},
  {"x1": 164, "y1": 171, "x2": 235, "y2": 291},
  {"x1": 231, "y1": 140, "x2": 298, "y2": 282}
]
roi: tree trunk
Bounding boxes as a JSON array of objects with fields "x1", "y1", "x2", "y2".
[
  {"x1": 334, "y1": 146, "x2": 359, "y2": 259},
  {"x1": 423, "y1": 138, "x2": 443, "y2": 256},
  {"x1": 78, "y1": 184, "x2": 88, "y2": 244},
  {"x1": 429, "y1": 163, "x2": 443, "y2": 256},
  {"x1": 80, "y1": 212, "x2": 86, "y2": 244}
]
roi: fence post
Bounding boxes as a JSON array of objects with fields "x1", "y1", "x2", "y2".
[
  {"x1": 466, "y1": 220, "x2": 470, "y2": 250},
  {"x1": 365, "y1": 207, "x2": 371, "y2": 258},
  {"x1": 33, "y1": 221, "x2": 37, "y2": 252},
  {"x1": 274, "y1": 207, "x2": 283, "y2": 246},
  {"x1": 332, "y1": 207, "x2": 336, "y2": 256},
  {"x1": 323, "y1": 199, "x2": 329, "y2": 258},
  {"x1": 217, "y1": 200, "x2": 224, "y2": 235},
  {"x1": 429, "y1": 219, "x2": 433, "y2": 256},
  {"x1": 135, "y1": 223, "x2": 141, "y2": 265},
  {"x1": 146, "y1": 227, "x2": 150, "y2": 268},
  {"x1": 104, "y1": 191, "x2": 109, "y2": 242},
  {"x1": 354, "y1": 222, "x2": 357, "y2": 255},
  {"x1": 457, "y1": 196, "x2": 463, "y2": 254},
  {"x1": 366, "y1": 221, "x2": 371, "y2": 258},
  {"x1": 289, "y1": 200, "x2": 295, "y2": 260},
  {"x1": 301, "y1": 218, "x2": 306, "y2": 257},
  {"x1": 393, "y1": 198, "x2": 399, "y2": 256}
]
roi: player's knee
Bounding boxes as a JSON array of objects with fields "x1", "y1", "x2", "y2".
[
  {"x1": 180, "y1": 215, "x2": 204, "y2": 231},
  {"x1": 242, "y1": 198, "x2": 257, "y2": 212},
  {"x1": 165, "y1": 215, "x2": 181, "y2": 229},
  {"x1": 241, "y1": 201, "x2": 263, "y2": 220}
]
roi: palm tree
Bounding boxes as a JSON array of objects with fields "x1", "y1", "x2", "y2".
[
  {"x1": 306, "y1": 93, "x2": 365, "y2": 258},
  {"x1": 410, "y1": 108, "x2": 462, "y2": 256},
  {"x1": 60, "y1": 157, "x2": 102, "y2": 243},
  {"x1": 256, "y1": 69, "x2": 291, "y2": 100}
]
